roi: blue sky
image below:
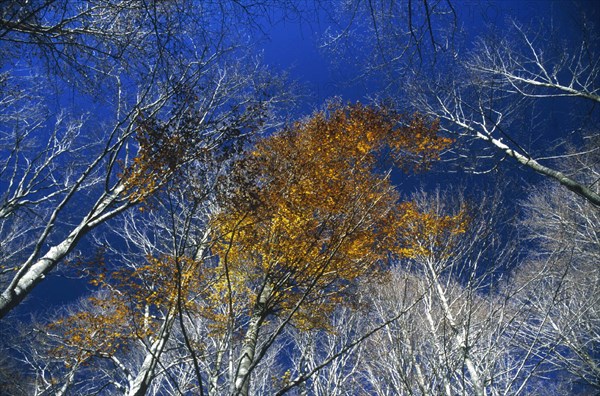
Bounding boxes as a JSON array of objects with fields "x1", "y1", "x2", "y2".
[{"x1": 258, "y1": 0, "x2": 599, "y2": 109}]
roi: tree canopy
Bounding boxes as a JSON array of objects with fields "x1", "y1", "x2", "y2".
[{"x1": 1, "y1": 1, "x2": 599, "y2": 395}]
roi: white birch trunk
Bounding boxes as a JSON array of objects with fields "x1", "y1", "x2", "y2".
[
  {"x1": 425, "y1": 257, "x2": 485, "y2": 396},
  {"x1": 233, "y1": 282, "x2": 272, "y2": 396},
  {"x1": 208, "y1": 344, "x2": 225, "y2": 396},
  {"x1": 127, "y1": 311, "x2": 177, "y2": 396},
  {"x1": 0, "y1": 185, "x2": 128, "y2": 318}
]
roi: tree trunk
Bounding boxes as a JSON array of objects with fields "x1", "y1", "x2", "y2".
[
  {"x1": 127, "y1": 310, "x2": 176, "y2": 396},
  {"x1": 208, "y1": 346, "x2": 225, "y2": 396},
  {"x1": 0, "y1": 185, "x2": 127, "y2": 319},
  {"x1": 425, "y1": 258, "x2": 485, "y2": 396},
  {"x1": 232, "y1": 282, "x2": 272, "y2": 396}
]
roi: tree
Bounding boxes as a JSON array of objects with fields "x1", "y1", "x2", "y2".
[
  {"x1": 13, "y1": 176, "x2": 219, "y2": 395},
  {"x1": 336, "y1": 189, "x2": 524, "y2": 396},
  {"x1": 409, "y1": 18, "x2": 600, "y2": 205},
  {"x1": 508, "y1": 169, "x2": 600, "y2": 393},
  {"x1": 210, "y1": 102, "x2": 457, "y2": 395},
  {"x1": 14, "y1": 103, "x2": 460, "y2": 395},
  {"x1": 325, "y1": 2, "x2": 599, "y2": 205},
  {"x1": 272, "y1": 187, "x2": 567, "y2": 396},
  {"x1": 287, "y1": 186, "x2": 592, "y2": 396},
  {"x1": 0, "y1": 0, "x2": 286, "y2": 319},
  {"x1": 355, "y1": 173, "x2": 598, "y2": 396}
]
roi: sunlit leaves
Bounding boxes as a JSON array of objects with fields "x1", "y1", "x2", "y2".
[
  {"x1": 48, "y1": 252, "x2": 212, "y2": 368},
  {"x1": 212, "y1": 103, "x2": 457, "y2": 328},
  {"x1": 27, "y1": 102, "x2": 464, "y2": 394},
  {"x1": 48, "y1": 292, "x2": 142, "y2": 367},
  {"x1": 397, "y1": 205, "x2": 469, "y2": 258}
]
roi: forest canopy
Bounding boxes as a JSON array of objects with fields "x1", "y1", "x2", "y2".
[{"x1": 1, "y1": 1, "x2": 598, "y2": 395}]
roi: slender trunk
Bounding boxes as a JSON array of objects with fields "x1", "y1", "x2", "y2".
[
  {"x1": 485, "y1": 131, "x2": 600, "y2": 207},
  {"x1": 0, "y1": 185, "x2": 128, "y2": 319},
  {"x1": 298, "y1": 358, "x2": 308, "y2": 396},
  {"x1": 400, "y1": 326, "x2": 428, "y2": 394},
  {"x1": 0, "y1": 222, "x2": 89, "y2": 318},
  {"x1": 53, "y1": 361, "x2": 80, "y2": 396},
  {"x1": 233, "y1": 312, "x2": 265, "y2": 396},
  {"x1": 127, "y1": 311, "x2": 176, "y2": 396},
  {"x1": 423, "y1": 294, "x2": 454, "y2": 396},
  {"x1": 425, "y1": 258, "x2": 485, "y2": 396},
  {"x1": 208, "y1": 346, "x2": 225, "y2": 396},
  {"x1": 233, "y1": 282, "x2": 272, "y2": 396}
]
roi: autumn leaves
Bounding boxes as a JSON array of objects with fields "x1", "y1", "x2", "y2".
[
  {"x1": 212, "y1": 103, "x2": 459, "y2": 324},
  {"x1": 47, "y1": 103, "x2": 464, "y2": 394},
  {"x1": 115, "y1": 102, "x2": 464, "y2": 324}
]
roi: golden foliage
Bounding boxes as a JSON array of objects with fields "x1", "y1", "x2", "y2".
[
  {"x1": 397, "y1": 206, "x2": 470, "y2": 258},
  {"x1": 46, "y1": 103, "x2": 463, "y2": 368},
  {"x1": 121, "y1": 120, "x2": 190, "y2": 203},
  {"x1": 48, "y1": 292, "x2": 144, "y2": 364},
  {"x1": 49, "y1": 253, "x2": 214, "y2": 365},
  {"x1": 212, "y1": 103, "x2": 458, "y2": 329}
]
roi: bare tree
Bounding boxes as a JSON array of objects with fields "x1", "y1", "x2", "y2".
[
  {"x1": 0, "y1": 0, "x2": 288, "y2": 319},
  {"x1": 409, "y1": 18, "x2": 600, "y2": 206},
  {"x1": 12, "y1": 169, "x2": 220, "y2": 395},
  {"x1": 508, "y1": 171, "x2": 600, "y2": 393},
  {"x1": 261, "y1": 187, "x2": 543, "y2": 396},
  {"x1": 275, "y1": 304, "x2": 368, "y2": 396},
  {"x1": 340, "y1": 187, "x2": 574, "y2": 396}
]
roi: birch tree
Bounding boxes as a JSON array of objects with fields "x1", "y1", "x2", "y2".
[
  {"x1": 0, "y1": 0, "x2": 286, "y2": 319},
  {"x1": 351, "y1": 188, "x2": 559, "y2": 396},
  {"x1": 409, "y1": 18, "x2": 600, "y2": 205},
  {"x1": 14, "y1": 175, "x2": 219, "y2": 395},
  {"x1": 509, "y1": 169, "x2": 600, "y2": 394},
  {"x1": 211, "y1": 103, "x2": 458, "y2": 396}
]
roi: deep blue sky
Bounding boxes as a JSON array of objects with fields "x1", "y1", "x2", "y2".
[
  {"x1": 259, "y1": 0, "x2": 599, "y2": 110},
  {"x1": 254, "y1": 0, "x2": 599, "y2": 189}
]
